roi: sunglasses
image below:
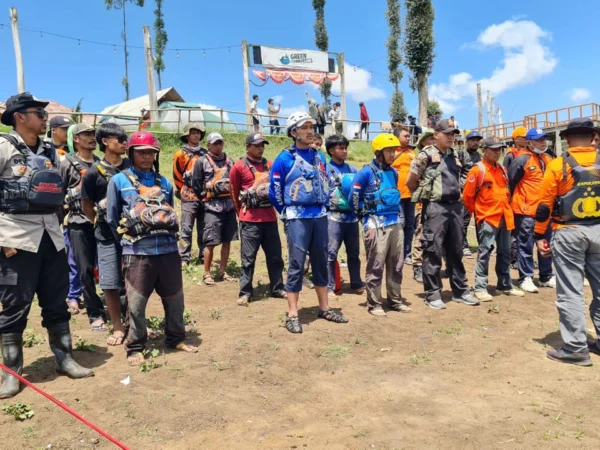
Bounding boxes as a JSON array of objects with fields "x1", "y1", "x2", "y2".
[{"x1": 19, "y1": 109, "x2": 48, "y2": 119}]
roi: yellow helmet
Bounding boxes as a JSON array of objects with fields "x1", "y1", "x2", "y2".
[{"x1": 371, "y1": 133, "x2": 400, "y2": 153}]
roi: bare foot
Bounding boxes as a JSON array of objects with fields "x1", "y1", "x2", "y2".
[
  {"x1": 127, "y1": 352, "x2": 145, "y2": 366},
  {"x1": 106, "y1": 331, "x2": 125, "y2": 346},
  {"x1": 175, "y1": 343, "x2": 198, "y2": 353}
]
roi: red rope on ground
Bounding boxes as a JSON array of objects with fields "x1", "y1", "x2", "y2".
[{"x1": 0, "y1": 362, "x2": 129, "y2": 449}]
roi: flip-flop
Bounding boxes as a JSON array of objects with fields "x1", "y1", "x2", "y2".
[
  {"x1": 106, "y1": 332, "x2": 125, "y2": 346},
  {"x1": 203, "y1": 273, "x2": 216, "y2": 286},
  {"x1": 66, "y1": 299, "x2": 80, "y2": 315},
  {"x1": 175, "y1": 342, "x2": 198, "y2": 353},
  {"x1": 91, "y1": 320, "x2": 108, "y2": 332}
]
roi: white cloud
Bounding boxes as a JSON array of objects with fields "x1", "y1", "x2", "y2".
[
  {"x1": 279, "y1": 104, "x2": 307, "y2": 118},
  {"x1": 271, "y1": 95, "x2": 284, "y2": 104},
  {"x1": 567, "y1": 88, "x2": 591, "y2": 102},
  {"x1": 330, "y1": 63, "x2": 386, "y2": 103},
  {"x1": 430, "y1": 20, "x2": 558, "y2": 113}
]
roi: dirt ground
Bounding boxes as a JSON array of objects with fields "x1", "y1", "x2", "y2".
[{"x1": 1, "y1": 238, "x2": 600, "y2": 450}]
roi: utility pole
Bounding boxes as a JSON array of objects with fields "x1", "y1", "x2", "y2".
[
  {"x1": 476, "y1": 83, "x2": 482, "y2": 131},
  {"x1": 497, "y1": 104, "x2": 503, "y2": 125},
  {"x1": 241, "y1": 40, "x2": 252, "y2": 131},
  {"x1": 9, "y1": 7, "x2": 25, "y2": 93},
  {"x1": 491, "y1": 97, "x2": 496, "y2": 125},
  {"x1": 486, "y1": 90, "x2": 491, "y2": 126},
  {"x1": 338, "y1": 52, "x2": 347, "y2": 137},
  {"x1": 143, "y1": 26, "x2": 158, "y2": 125}
]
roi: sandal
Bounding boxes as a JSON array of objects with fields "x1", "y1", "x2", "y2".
[
  {"x1": 175, "y1": 342, "x2": 198, "y2": 353},
  {"x1": 237, "y1": 296, "x2": 250, "y2": 306},
  {"x1": 66, "y1": 299, "x2": 80, "y2": 315},
  {"x1": 91, "y1": 319, "x2": 108, "y2": 332},
  {"x1": 203, "y1": 273, "x2": 216, "y2": 286},
  {"x1": 215, "y1": 271, "x2": 236, "y2": 282},
  {"x1": 106, "y1": 332, "x2": 125, "y2": 346},
  {"x1": 369, "y1": 306, "x2": 387, "y2": 317},
  {"x1": 285, "y1": 316, "x2": 303, "y2": 334},
  {"x1": 127, "y1": 352, "x2": 145, "y2": 366},
  {"x1": 317, "y1": 309, "x2": 348, "y2": 324},
  {"x1": 389, "y1": 303, "x2": 412, "y2": 313}
]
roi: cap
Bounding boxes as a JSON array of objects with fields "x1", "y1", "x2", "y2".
[
  {"x1": 207, "y1": 132, "x2": 224, "y2": 144},
  {"x1": 526, "y1": 128, "x2": 547, "y2": 140},
  {"x1": 434, "y1": 119, "x2": 459, "y2": 134},
  {"x1": 480, "y1": 137, "x2": 506, "y2": 149},
  {"x1": 511, "y1": 126, "x2": 527, "y2": 139},
  {"x1": 72, "y1": 123, "x2": 95, "y2": 135},
  {"x1": 1, "y1": 92, "x2": 49, "y2": 126},
  {"x1": 180, "y1": 122, "x2": 206, "y2": 143},
  {"x1": 49, "y1": 116, "x2": 72, "y2": 129},
  {"x1": 416, "y1": 128, "x2": 434, "y2": 150},
  {"x1": 246, "y1": 133, "x2": 269, "y2": 146},
  {"x1": 559, "y1": 117, "x2": 599, "y2": 138},
  {"x1": 465, "y1": 130, "x2": 483, "y2": 140}
]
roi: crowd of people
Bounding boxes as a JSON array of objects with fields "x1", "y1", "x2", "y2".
[{"x1": 1, "y1": 90, "x2": 600, "y2": 400}]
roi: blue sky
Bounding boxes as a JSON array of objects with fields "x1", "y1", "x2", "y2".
[{"x1": 1, "y1": 0, "x2": 598, "y2": 132}]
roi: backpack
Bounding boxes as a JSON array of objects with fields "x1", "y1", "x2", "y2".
[
  {"x1": 329, "y1": 166, "x2": 354, "y2": 212},
  {"x1": 474, "y1": 161, "x2": 508, "y2": 198},
  {"x1": 203, "y1": 153, "x2": 232, "y2": 201},
  {"x1": 64, "y1": 154, "x2": 92, "y2": 214},
  {"x1": 239, "y1": 156, "x2": 271, "y2": 209}
]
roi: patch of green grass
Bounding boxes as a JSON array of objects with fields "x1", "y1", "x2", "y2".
[
  {"x1": 2, "y1": 402, "x2": 34, "y2": 421},
  {"x1": 352, "y1": 429, "x2": 369, "y2": 438},
  {"x1": 488, "y1": 304, "x2": 501, "y2": 314},
  {"x1": 353, "y1": 336, "x2": 367, "y2": 346},
  {"x1": 436, "y1": 326, "x2": 463, "y2": 336},
  {"x1": 74, "y1": 338, "x2": 96, "y2": 352},
  {"x1": 410, "y1": 353, "x2": 432, "y2": 365},
  {"x1": 140, "y1": 348, "x2": 163, "y2": 373},
  {"x1": 147, "y1": 316, "x2": 165, "y2": 332},
  {"x1": 22, "y1": 328, "x2": 43, "y2": 348},
  {"x1": 225, "y1": 260, "x2": 243, "y2": 278},
  {"x1": 22, "y1": 426, "x2": 37, "y2": 439},
  {"x1": 318, "y1": 344, "x2": 351, "y2": 360}
]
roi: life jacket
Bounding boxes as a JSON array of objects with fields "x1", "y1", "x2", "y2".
[
  {"x1": 64, "y1": 154, "x2": 94, "y2": 214},
  {"x1": 117, "y1": 169, "x2": 179, "y2": 243},
  {"x1": 180, "y1": 148, "x2": 203, "y2": 201},
  {"x1": 411, "y1": 146, "x2": 462, "y2": 203},
  {"x1": 329, "y1": 166, "x2": 354, "y2": 213},
  {"x1": 474, "y1": 161, "x2": 509, "y2": 198},
  {"x1": 363, "y1": 164, "x2": 401, "y2": 215},
  {"x1": 0, "y1": 133, "x2": 65, "y2": 214},
  {"x1": 283, "y1": 147, "x2": 329, "y2": 207},
  {"x1": 203, "y1": 153, "x2": 232, "y2": 201},
  {"x1": 95, "y1": 160, "x2": 126, "y2": 223},
  {"x1": 552, "y1": 152, "x2": 600, "y2": 226},
  {"x1": 239, "y1": 156, "x2": 271, "y2": 209}
]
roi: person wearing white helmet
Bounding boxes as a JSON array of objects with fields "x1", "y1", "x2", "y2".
[{"x1": 268, "y1": 112, "x2": 349, "y2": 334}]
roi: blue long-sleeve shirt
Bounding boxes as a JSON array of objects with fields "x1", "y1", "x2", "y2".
[
  {"x1": 268, "y1": 144, "x2": 328, "y2": 220},
  {"x1": 106, "y1": 168, "x2": 179, "y2": 255},
  {"x1": 350, "y1": 159, "x2": 404, "y2": 232},
  {"x1": 327, "y1": 160, "x2": 358, "y2": 223}
]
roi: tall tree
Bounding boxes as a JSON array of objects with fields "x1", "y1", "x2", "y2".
[
  {"x1": 426, "y1": 99, "x2": 443, "y2": 117},
  {"x1": 386, "y1": 0, "x2": 407, "y2": 123},
  {"x1": 312, "y1": 0, "x2": 331, "y2": 110},
  {"x1": 105, "y1": 0, "x2": 145, "y2": 101},
  {"x1": 404, "y1": 0, "x2": 435, "y2": 127},
  {"x1": 153, "y1": 0, "x2": 168, "y2": 90}
]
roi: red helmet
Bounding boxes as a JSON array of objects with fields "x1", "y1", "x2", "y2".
[{"x1": 128, "y1": 131, "x2": 160, "y2": 151}]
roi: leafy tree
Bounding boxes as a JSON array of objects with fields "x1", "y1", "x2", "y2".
[
  {"x1": 153, "y1": 0, "x2": 168, "y2": 90},
  {"x1": 312, "y1": 0, "x2": 331, "y2": 110},
  {"x1": 105, "y1": 0, "x2": 146, "y2": 100},
  {"x1": 404, "y1": 0, "x2": 435, "y2": 127},
  {"x1": 427, "y1": 99, "x2": 443, "y2": 117},
  {"x1": 71, "y1": 98, "x2": 83, "y2": 124},
  {"x1": 386, "y1": 0, "x2": 407, "y2": 122}
]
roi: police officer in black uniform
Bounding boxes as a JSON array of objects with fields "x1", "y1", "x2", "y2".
[
  {"x1": 0, "y1": 93, "x2": 93, "y2": 399},
  {"x1": 406, "y1": 119, "x2": 479, "y2": 310}
]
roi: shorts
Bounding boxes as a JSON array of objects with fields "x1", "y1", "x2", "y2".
[
  {"x1": 97, "y1": 238, "x2": 124, "y2": 290},
  {"x1": 203, "y1": 210, "x2": 239, "y2": 247},
  {"x1": 252, "y1": 117, "x2": 259, "y2": 126}
]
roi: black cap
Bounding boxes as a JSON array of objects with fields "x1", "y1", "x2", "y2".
[
  {"x1": 246, "y1": 133, "x2": 270, "y2": 145},
  {"x1": 434, "y1": 119, "x2": 460, "y2": 134},
  {"x1": 559, "y1": 117, "x2": 599, "y2": 138},
  {"x1": 480, "y1": 137, "x2": 506, "y2": 149},
  {"x1": 1, "y1": 92, "x2": 49, "y2": 126},
  {"x1": 49, "y1": 115, "x2": 72, "y2": 129}
]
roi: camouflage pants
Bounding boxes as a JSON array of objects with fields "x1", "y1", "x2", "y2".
[{"x1": 412, "y1": 207, "x2": 423, "y2": 267}]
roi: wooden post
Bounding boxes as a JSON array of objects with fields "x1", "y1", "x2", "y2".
[
  {"x1": 220, "y1": 109, "x2": 224, "y2": 131},
  {"x1": 142, "y1": 26, "x2": 159, "y2": 126},
  {"x1": 10, "y1": 7, "x2": 25, "y2": 93},
  {"x1": 476, "y1": 83, "x2": 482, "y2": 131},
  {"x1": 338, "y1": 52, "x2": 347, "y2": 137},
  {"x1": 241, "y1": 41, "x2": 252, "y2": 131}
]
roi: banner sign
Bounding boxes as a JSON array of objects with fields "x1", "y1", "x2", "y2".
[
  {"x1": 253, "y1": 69, "x2": 340, "y2": 85},
  {"x1": 260, "y1": 46, "x2": 330, "y2": 72}
]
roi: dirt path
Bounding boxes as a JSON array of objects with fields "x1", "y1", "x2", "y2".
[{"x1": 1, "y1": 256, "x2": 599, "y2": 449}]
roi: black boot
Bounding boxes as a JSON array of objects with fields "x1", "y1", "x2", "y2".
[
  {"x1": 0, "y1": 333, "x2": 23, "y2": 399},
  {"x1": 47, "y1": 323, "x2": 94, "y2": 379}
]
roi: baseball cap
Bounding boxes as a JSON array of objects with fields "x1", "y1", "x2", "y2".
[
  {"x1": 49, "y1": 116, "x2": 72, "y2": 129},
  {"x1": 511, "y1": 126, "x2": 527, "y2": 139},
  {"x1": 206, "y1": 132, "x2": 224, "y2": 144},
  {"x1": 526, "y1": 128, "x2": 547, "y2": 140},
  {"x1": 480, "y1": 137, "x2": 506, "y2": 149},
  {"x1": 1, "y1": 92, "x2": 49, "y2": 126},
  {"x1": 72, "y1": 123, "x2": 95, "y2": 135},
  {"x1": 434, "y1": 119, "x2": 459, "y2": 134},
  {"x1": 559, "y1": 117, "x2": 599, "y2": 138},
  {"x1": 465, "y1": 130, "x2": 483, "y2": 140},
  {"x1": 246, "y1": 133, "x2": 269, "y2": 145}
]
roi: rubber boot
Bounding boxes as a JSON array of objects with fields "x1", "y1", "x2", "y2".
[
  {"x1": 0, "y1": 333, "x2": 23, "y2": 399},
  {"x1": 47, "y1": 323, "x2": 94, "y2": 379}
]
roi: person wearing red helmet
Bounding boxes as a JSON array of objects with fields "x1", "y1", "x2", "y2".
[{"x1": 106, "y1": 131, "x2": 197, "y2": 365}]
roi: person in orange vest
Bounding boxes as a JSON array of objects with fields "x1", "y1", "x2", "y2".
[
  {"x1": 504, "y1": 126, "x2": 528, "y2": 169},
  {"x1": 391, "y1": 126, "x2": 417, "y2": 264},
  {"x1": 508, "y1": 127, "x2": 555, "y2": 293},
  {"x1": 534, "y1": 118, "x2": 600, "y2": 366},
  {"x1": 172, "y1": 123, "x2": 207, "y2": 266},
  {"x1": 463, "y1": 138, "x2": 524, "y2": 302}
]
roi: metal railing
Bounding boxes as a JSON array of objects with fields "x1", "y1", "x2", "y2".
[{"x1": 525, "y1": 103, "x2": 600, "y2": 129}]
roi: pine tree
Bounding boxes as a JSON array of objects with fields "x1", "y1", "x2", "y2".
[
  {"x1": 312, "y1": 0, "x2": 331, "y2": 110},
  {"x1": 153, "y1": 0, "x2": 168, "y2": 90},
  {"x1": 386, "y1": 0, "x2": 407, "y2": 123},
  {"x1": 404, "y1": 0, "x2": 435, "y2": 127},
  {"x1": 427, "y1": 99, "x2": 443, "y2": 117},
  {"x1": 105, "y1": 0, "x2": 146, "y2": 100}
]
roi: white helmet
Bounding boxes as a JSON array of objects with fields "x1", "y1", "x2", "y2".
[{"x1": 286, "y1": 111, "x2": 316, "y2": 137}]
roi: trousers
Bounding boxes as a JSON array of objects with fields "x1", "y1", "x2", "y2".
[
  {"x1": 179, "y1": 200, "x2": 205, "y2": 263},
  {"x1": 473, "y1": 219, "x2": 513, "y2": 292},
  {"x1": 63, "y1": 227, "x2": 82, "y2": 301},
  {"x1": 401, "y1": 199, "x2": 416, "y2": 259},
  {"x1": 327, "y1": 220, "x2": 363, "y2": 292},
  {"x1": 515, "y1": 214, "x2": 553, "y2": 282},
  {"x1": 412, "y1": 205, "x2": 423, "y2": 267}
]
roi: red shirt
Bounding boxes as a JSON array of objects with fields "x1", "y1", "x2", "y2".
[
  {"x1": 229, "y1": 157, "x2": 278, "y2": 222},
  {"x1": 360, "y1": 105, "x2": 370, "y2": 121}
]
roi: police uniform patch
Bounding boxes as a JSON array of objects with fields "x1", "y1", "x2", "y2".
[
  {"x1": 431, "y1": 152, "x2": 441, "y2": 163},
  {"x1": 468, "y1": 175, "x2": 476, "y2": 183}
]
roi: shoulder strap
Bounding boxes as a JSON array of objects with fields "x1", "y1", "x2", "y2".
[
  {"x1": 242, "y1": 156, "x2": 258, "y2": 176},
  {"x1": 124, "y1": 169, "x2": 142, "y2": 189},
  {"x1": 66, "y1": 154, "x2": 84, "y2": 173},
  {"x1": 368, "y1": 163, "x2": 382, "y2": 189},
  {"x1": 476, "y1": 162, "x2": 486, "y2": 189},
  {"x1": 0, "y1": 133, "x2": 29, "y2": 157}
]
